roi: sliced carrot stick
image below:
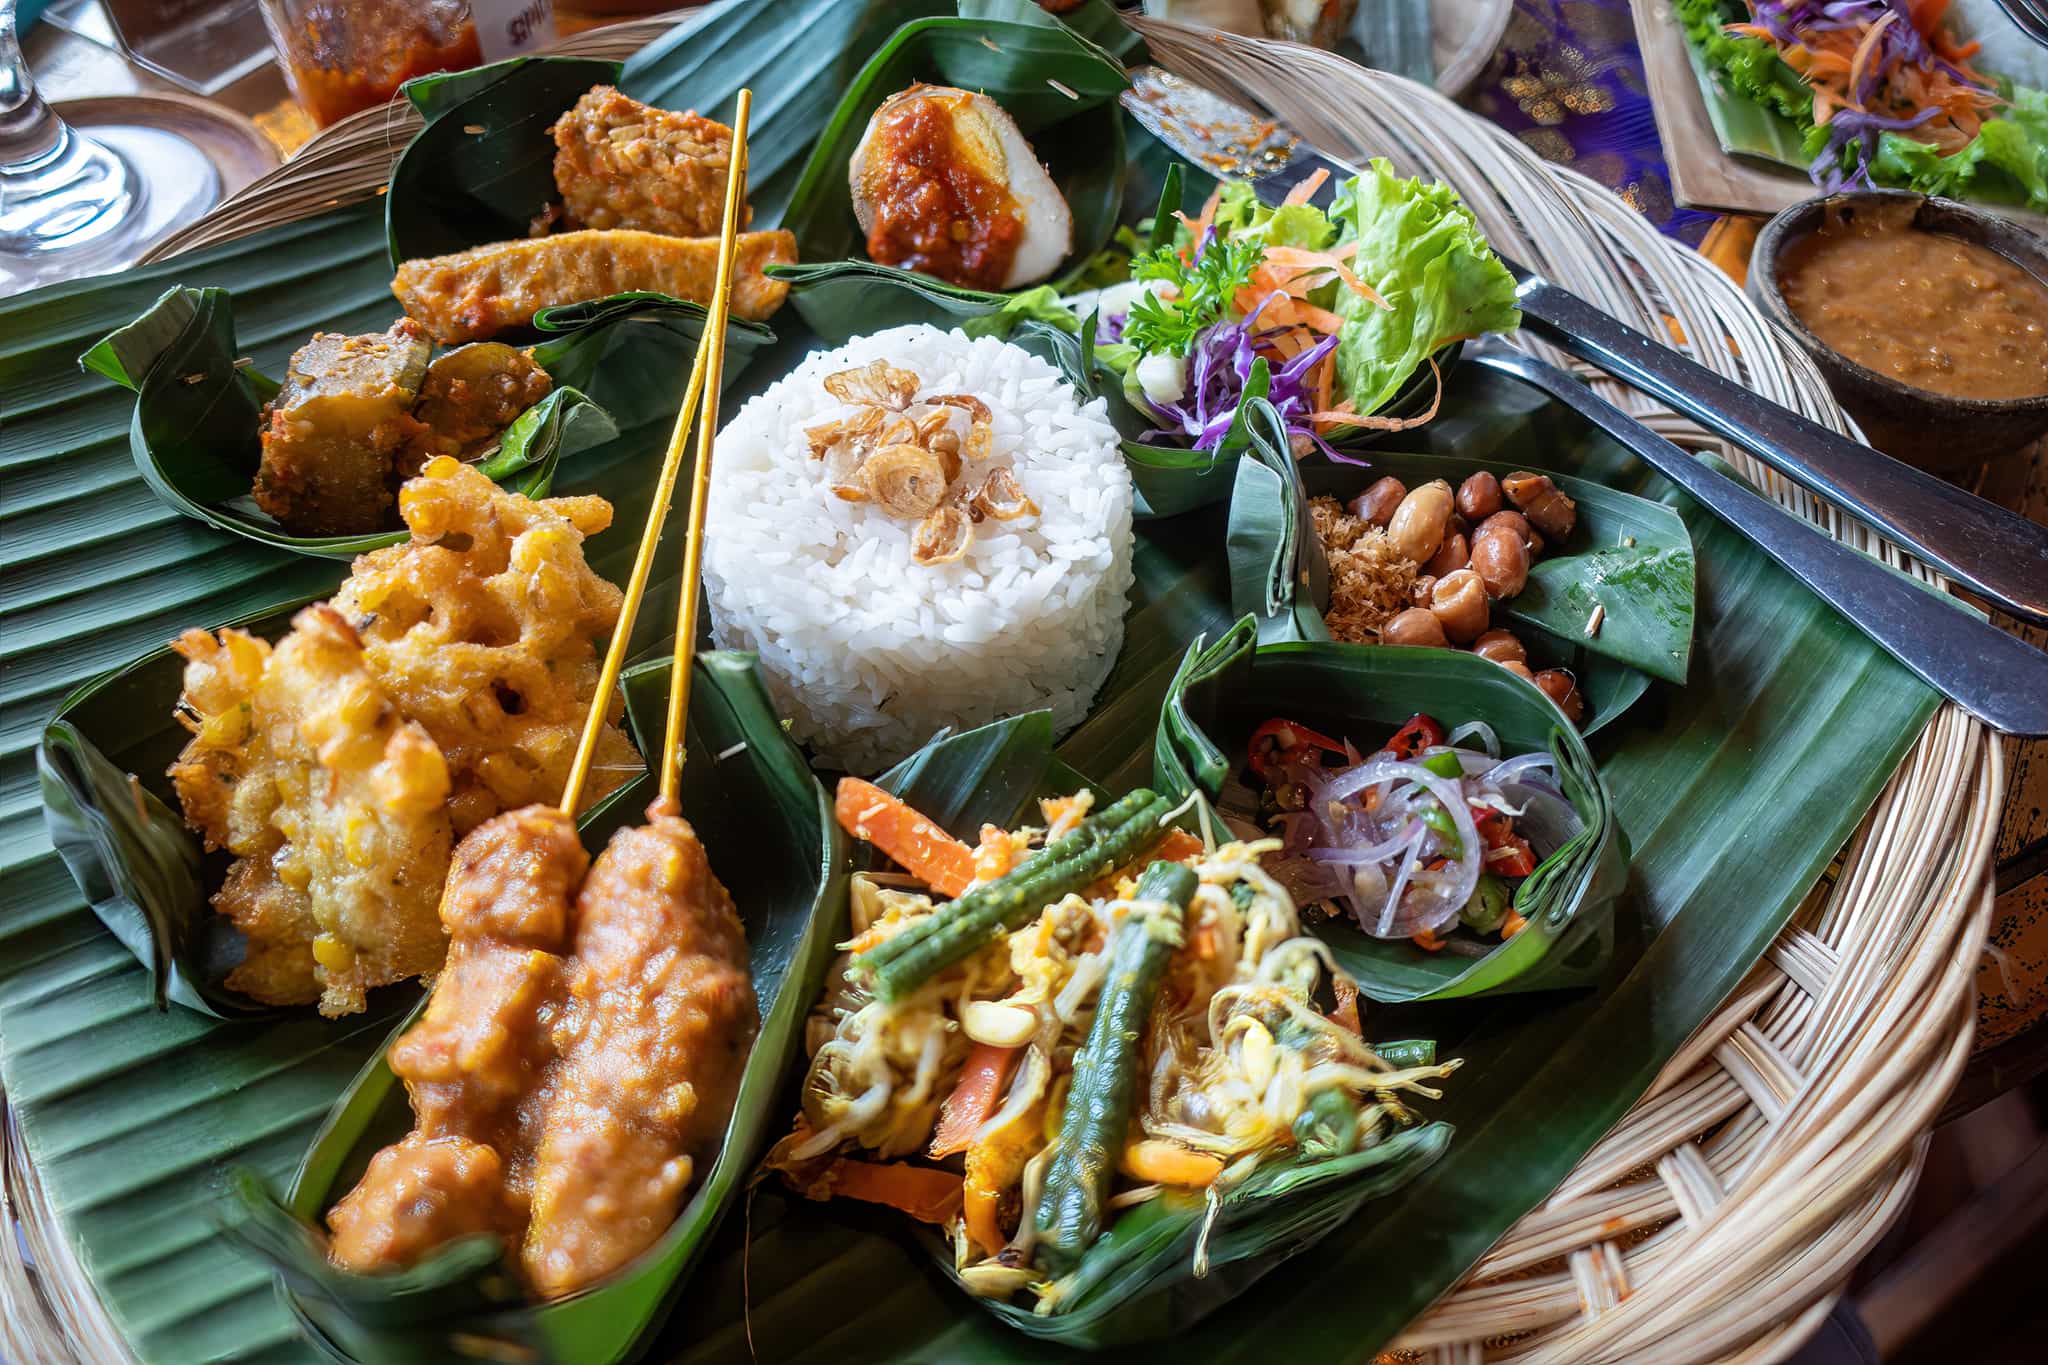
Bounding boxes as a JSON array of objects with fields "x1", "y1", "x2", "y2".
[
  {"x1": 930, "y1": 1042, "x2": 1021, "y2": 1159},
  {"x1": 1120, "y1": 1139, "x2": 1224, "y2": 1187},
  {"x1": 820, "y1": 1159, "x2": 963, "y2": 1225},
  {"x1": 1282, "y1": 167, "x2": 1329, "y2": 205},
  {"x1": 1149, "y1": 828, "x2": 1205, "y2": 864},
  {"x1": 835, "y1": 777, "x2": 975, "y2": 897}
]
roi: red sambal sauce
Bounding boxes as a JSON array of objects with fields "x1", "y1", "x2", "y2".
[
  {"x1": 279, "y1": 12, "x2": 484, "y2": 128},
  {"x1": 861, "y1": 96, "x2": 1023, "y2": 291}
]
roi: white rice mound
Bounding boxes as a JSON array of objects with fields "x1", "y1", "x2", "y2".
[{"x1": 704, "y1": 324, "x2": 1135, "y2": 773}]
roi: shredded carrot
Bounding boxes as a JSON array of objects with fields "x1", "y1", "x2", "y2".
[
  {"x1": 973, "y1": 823, "x2": 1016, "y2": 884},
  {"x1": 1172, "y1": 185, "x2": 1224, "y2": 251},
  {"x1": 1040, "y1": 792, "x2": 1093, "y2": 840},
  {"x1": 835, "y1": 778, "x2": 975, "y2": 897},
  {"x1": 963, "y1": 1097, "x2": 1047, "y2": 1255},
  {"x1": 1502, "y1": 909, "x2": 1529, "y2": 939},
  {"x1": 1282, "y1": 167, "x2": 1329, "y2": 205},
  {"x1": 1120, "y1": 1139, "x2": 1223, "y2": 1187},
  {"x1": 819, "y1": 1159, "x2": 963, "y2": 1225},
  {"x1": 930, "y1": 1042, "x2": 1020, "y2": 1159},
  {"x1": 843, "y1": 923, "x2": 892, "y2": 954},
  {"x1": 1411, "y1": 928, "x2": 1447, "y2": 952}
]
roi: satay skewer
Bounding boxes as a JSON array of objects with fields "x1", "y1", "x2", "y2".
[
  {"x1": 558, "y1": 87, "x2": 754, "y2": 818},
  {"x1": 660, "y1": 91, "x2": 752, "y2": 805}
]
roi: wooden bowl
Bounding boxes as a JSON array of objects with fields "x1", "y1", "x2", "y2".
[{"x1": 1746, "y1": 190, "x2": 2048, "y2": 476}]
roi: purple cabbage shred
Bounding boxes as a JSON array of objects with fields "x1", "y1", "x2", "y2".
[{"x1": 1137, "y1": 291, "x2": 1342, "y2": 455}]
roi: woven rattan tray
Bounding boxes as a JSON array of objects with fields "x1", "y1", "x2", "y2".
[{"x1": 0, "y1": 12, "x2": 1998, "y2": 1364}]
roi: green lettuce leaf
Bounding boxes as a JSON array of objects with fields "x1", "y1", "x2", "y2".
[
  {"x1": 1866, "y1": 83, "x2": 2048, "y2": 209},
  {"x1": 1208, "y1": 181, "x2": 1341, "y2": 251},
  {"x1": 1675, "y1": 0, "x2": 1811, "y2": 124},
  {"x1": 1327, "y1": 159, "x2": 1521, "y2": 416}
]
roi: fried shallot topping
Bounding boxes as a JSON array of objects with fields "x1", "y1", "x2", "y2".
[{"x1": 806, "y1": 360, "x2": 1020, "y2": 567}]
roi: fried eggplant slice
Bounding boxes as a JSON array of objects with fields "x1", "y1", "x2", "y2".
[
  {"x1": 399, "y1": 342, "x2": 553, "y2": 473},
  {"x1": 254, "y1": 319, "x2": 431, "y2": 536}
]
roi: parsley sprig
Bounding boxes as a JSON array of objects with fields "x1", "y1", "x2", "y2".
[{"x1": 1120, "y1": 233, "x2": 1262, "y2": 359}]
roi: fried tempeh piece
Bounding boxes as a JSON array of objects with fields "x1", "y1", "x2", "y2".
[
  {"x1": 521, "y1": 807, "x2": 758, "y2": 1297},
  {"x1": 550, "y1": 86, "x2": 747, "y2": 238},
  {"x1": 391, "y1": 228, "x2": 796, "y2": 343},
  {"x1": 328, "y1": 806, "x2": 587, "y2": 1273}
]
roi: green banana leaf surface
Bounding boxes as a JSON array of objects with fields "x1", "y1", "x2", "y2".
[
  {"x1": 232, "y1": 653, "x2": 846, "y2": 1365},
  {"x1": 0, "y1": 2, "x2": 1947, "y2": 1362},
  {"x1": 1153, "y1": 617, "x2": 1625, "y2": 1003}
]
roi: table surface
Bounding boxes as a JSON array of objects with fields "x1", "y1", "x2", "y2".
[{"x1": 21, "y1": 0, "x2": 2048, "y2": 1093}]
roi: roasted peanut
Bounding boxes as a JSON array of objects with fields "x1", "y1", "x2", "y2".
[
  {"x1": 1429, "y1": 568, "x2": 1490, "y2": 644},
  {"x1": 1471, "y1": 629, "x2": 1527, "y2": 666},
  {"x1": 1532, "y1": 668, "x2": 1586, "y2": 724},
  {"x1": 1349, "y1": 476, "x2": 1406, "y2": 528},
  {"x1": 1499, "y1": 660, "x2": 1535, "y2": 681},
  {"x1": 1386, "y1": 479, "x2": 1455, "y2": 565},
  {"x1": 1411, "y1": 574, "x2": 1438, "y2": 609},
  {"x1": 1424, "y1": 531, "x2": 1470, "y2": 578},
  {"x1": 1469, "y1": 521, "x2": 1530, "y2": 598},
  {"x1": 1457, "y1": 471, "x2": 1502, "y2": 522},
  {"x1": 1503, "y1": 471, "x2": 1577, "y2": 541},
  {"x1": 1479, "y1": 508, "x2": 1534, "y2": 549},
  {"x1": 1381, "y1": 607, "x2": 1448, "y2": 647}
]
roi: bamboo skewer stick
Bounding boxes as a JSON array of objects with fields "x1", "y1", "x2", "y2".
[
  {"x1": 660, "y1": 91, "x2": 752, "y2": 808},
  {"x1": 557, "y1": 90, "x2": 753, "y2": 818}
]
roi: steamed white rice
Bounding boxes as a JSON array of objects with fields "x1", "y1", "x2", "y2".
[{"x1": 703, "y1": 324, "x2": 1134, "y2": 772}]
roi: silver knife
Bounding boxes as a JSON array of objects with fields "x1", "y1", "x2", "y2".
[{"x1": 1121, "y1": 65, "x2": 2048, "y2": 736}]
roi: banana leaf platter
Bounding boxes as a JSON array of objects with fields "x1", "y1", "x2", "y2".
[
  {"x1": 1225, "y1": 402, "x2": 1696, "y2": 734},
  {"x1": 773, "y1": 708, "x2": 1455, "y2": 1343},
  {"x1": 226, "y1": 653, "x2": 846, "y2": 1365},
  {"x1": 0, "y1": 0, "x2": 1954, "y2": 1359},
  {"x1": 75, "y1": 284, "x2": 773, "y2": 558},
  {"x1": 1153, "y1": 615, "x2": 1625, "y2": 1003}
]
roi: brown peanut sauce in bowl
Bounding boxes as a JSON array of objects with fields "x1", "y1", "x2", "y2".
[{"x1": 1775, "y1": 200, "x2": 2048, "y2": 402}]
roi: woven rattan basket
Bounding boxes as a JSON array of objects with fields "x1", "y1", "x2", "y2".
[{"x1": 0, "y1": 12, "x2": 1999, "y2": 1364}]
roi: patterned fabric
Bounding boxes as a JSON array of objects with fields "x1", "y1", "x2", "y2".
[{"x1": 1465, "y1": 0, "x2": 1719, "y2": 245}]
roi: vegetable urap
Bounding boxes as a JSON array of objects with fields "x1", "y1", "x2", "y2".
[{"x1": 766, "y1": 781, "x2": 1457, "y2": 1311}]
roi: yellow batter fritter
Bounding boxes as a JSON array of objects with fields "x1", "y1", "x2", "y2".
[{"x1": 168, "y1": 459, "x2": 640, "y2": 1014}]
